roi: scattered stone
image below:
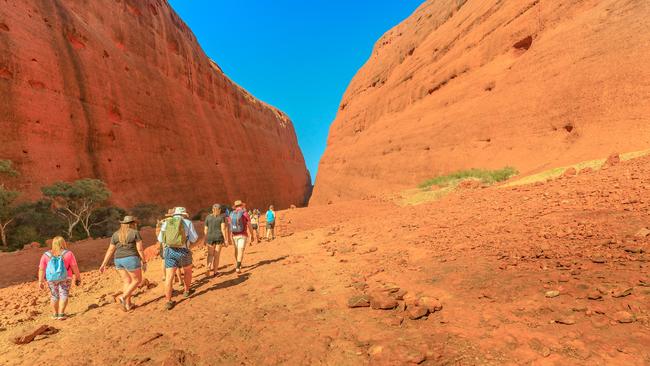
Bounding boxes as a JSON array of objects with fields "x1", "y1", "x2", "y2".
[
  {"x1": 370, "y1": 293, "x2": 398, "y2": 310},
  {"x1": 351, "y1": 282, "x2": 368, "y2": 291},
  {"x1": 555, "y1": 316, "x2": 576, "y2": 325},
  {"x1": 624, "y1": 247, "x2": 643, "y2": 254},
  {"x1": 13, "y1": 325, "x2": 58, "y2": 345},
  {"x1": 591, "y1": 257, "x2": 606, "y2": 264},
  {"x1": 416, "y1": 296, "x2": 443, "y2": 312},
  {"x1": 390, "y1": 289, "x2": 408, "y2": 300},
  {"x1": 611, "y1": 288, "x2": 632, "y2": 298},
  {"x1": 306, "y1": 285, "x2": 315, "y2": 292},
  {"x1": 407, "y1": 306, "x2": 429, "y2": 320},
  {"x1": 614, "y1": 311, "x2": 635, "y2": 324},
  {"x1": 369, "y1": 344, "x2": 427, "y2": 365},
  {"x1": 367, "y1": 246, "x2": 378, "y2": 253},
  {"x1": 545, "y1": 290, "x2": 560, "y2": 298},
  {"x1": 635, "y1": 228, "x2": 650, "y2": 238},
  {"x1": 558, "y1": 274, "x2": 570, "y2": 282},
  {"x1": 605, "y1": 153, "x2": 620, "y2": 167},
  {"x1": 587, "y1": 291, "x2": 602, "y2": 300},
  {"x1": 347, "y1": 295, "x2": 370, "y2": 308},
  {"x1": 579, "y1": 167, "x2": 594, "y2": 174},
  {"x1": 563, "y1": 167, "x2": 577, "y2": 177}
]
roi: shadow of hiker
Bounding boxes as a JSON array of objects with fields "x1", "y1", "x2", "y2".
[
  {"x1": 243, "y1": 255, "x2": 288, "y2": 272},
  {"x1": 175, "y1": 273, "x2": 251, "y2": 306}
]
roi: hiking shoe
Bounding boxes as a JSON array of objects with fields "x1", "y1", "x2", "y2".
[
  {"x1": 165, "y1": 301, "x2": 175, "y2": 310},
  {"x1": 183, "y1": 289, "x2": 195, "y2": 298},
  {"x1": 236, "y1": 267, "x2": 241, "y2": 274},
  {"x1": 57, "y1": 313, "x2": 67, "y2": 320}
]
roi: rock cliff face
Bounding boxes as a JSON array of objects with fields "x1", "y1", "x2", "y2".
[
  {"x1": 0, "y1": 0, "x2": 311, "y2": 211},
  {"x1": 311, "y1": 0, "x2": 650, "y2": 204}
]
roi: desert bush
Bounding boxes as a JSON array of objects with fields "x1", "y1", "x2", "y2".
[
  {"x1": 87, "y1": 206, "x2": 127, "y2": 239},
  {"x1": 129, "y1": 203, "x2": 166, "y2": 227},
  {"x1": 418, "y1": 167, "x2": 518, "y2": 189}
]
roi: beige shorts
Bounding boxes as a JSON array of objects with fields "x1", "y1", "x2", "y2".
[{"x1": 233, "y1": 235, "x2": 247, "y2": 249}]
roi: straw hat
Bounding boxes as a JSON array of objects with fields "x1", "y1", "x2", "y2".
[
  {"x1": 233, "y1": 200, "x2": 243, "y2": 207},
  {"x1": 172, "y1": 207, "x2": 189, "y2": 217},
  {"x1": 120, "y1": 215, "x2": 137, "y2": 224}
]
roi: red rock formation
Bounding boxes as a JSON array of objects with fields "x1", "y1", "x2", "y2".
[
  {"x1": 311, "y1": 0, "x2": 650, "y2": 204},
  {"x1": 0, "y1": 0, "x2": 310, "y2": 211}
]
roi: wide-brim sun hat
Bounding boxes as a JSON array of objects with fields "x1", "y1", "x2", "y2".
[
  {"x1": 172, "y1": 207, "x2": 189, "y2": 216},
  {"x1": 233, "y1": 200, "x2": 243, "y2": 207},
  {"x1": 120, "y1": 215, "x2": 137, "y2": 224}
]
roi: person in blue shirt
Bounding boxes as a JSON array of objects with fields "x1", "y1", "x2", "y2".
[
  {"x1": 265, "y1": 205, "x2": 276, "y2": 241},
  {"x1": 157, "y1": 207, "x2": 198, "y2": 310}
]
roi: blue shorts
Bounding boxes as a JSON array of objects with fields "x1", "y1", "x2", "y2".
[
  {"x1": 164, "y1": 247, "x2": 192, "y2": 269},
  {"x1": 114, "y1": 256, "x2": 142, "y2": 272}
]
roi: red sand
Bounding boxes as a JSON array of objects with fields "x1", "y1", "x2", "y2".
[{"x1": 1, "y1": 154, "x2": 648, "y2": 364}]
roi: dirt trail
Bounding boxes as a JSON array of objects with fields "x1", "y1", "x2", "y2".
[{"x1": 1, "y1": 156, "x2": 649, "y2": 365}]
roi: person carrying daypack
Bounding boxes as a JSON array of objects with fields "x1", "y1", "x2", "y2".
[
  {"x1": 265, "y1": 205, "x2": 276, "y2": 241},
  {"x1": 229, "y1": 200, "x2": 253, "y2": 274},
  {"x1": 38, "y1": 236, "x2": 82, "y2": 320},
  {"x1": 157, "y1": 207, "x2": 198, "y2": 310}
]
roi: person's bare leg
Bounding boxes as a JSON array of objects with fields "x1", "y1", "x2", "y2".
[
  {"x1": 124, "y1": 269, "x2": 142, "y2": 307},
  {"x1": 117, "y1": 269, "x2": 131, "y2": 301},
  {"x1": 161, "y1": 258, "x2": 166, "y2": 281},
  {"x1": 165, "y1": 267, "x2": 176, "y2": 302},
  {"x1": 183, "y1": 265, "x2": 192, "y2": 293},
  {"x1": 206, "y1": 245, "x2": 214, "y2": 275},
  {"x1": 59, "y1": 297, "x2": 69, "y2": 316},
  {"x1": 213, "y1": 245, "x2": 222, "y2": 274}
]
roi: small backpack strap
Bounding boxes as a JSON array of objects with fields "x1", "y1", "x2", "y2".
[{"x1": 44, "y1": 251, "x2": 52, "y2": 258}]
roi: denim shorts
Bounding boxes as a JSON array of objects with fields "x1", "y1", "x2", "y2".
[
  {"x1": 164, "y1": 247, "x2": 192, "y2": 269},
  {"x1": 114, "y1": 255, "x2": 142, "y2": 272}
]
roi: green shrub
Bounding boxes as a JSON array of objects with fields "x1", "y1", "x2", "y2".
[
  {"x1": 87, "y1": 206, "x2": 127, "y2": 239},
  {"x1": 418, "y1": 167, "x2": 518, "y2": 189},
  {"x1": 129, "y1": 203, "x2": 166, "y2": 228},
  {"x1": 11, "y1": 200, "x2": 66, "y2": 245},
  {"x1": 8, "y1": 225, "x2": 40, "y2": 250}
]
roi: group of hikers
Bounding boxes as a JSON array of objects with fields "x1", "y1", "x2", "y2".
[{"x1": 37, "y1": 200, "x2": 277, "y2": 318}]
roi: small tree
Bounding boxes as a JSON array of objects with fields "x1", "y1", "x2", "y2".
[
  {"x1": 0, "y1": 159, "x2": 19, "y2": 248},
  {"x1": 41, "y1": 179, "x2": 111, "y2": 239},
  {"x1": 0, "y1": 188, "x2": 19, "y2": 248}
]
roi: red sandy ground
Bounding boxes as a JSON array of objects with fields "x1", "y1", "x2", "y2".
[{"x1": 0, "y1": 155, "x2": 649, "y2": 365}]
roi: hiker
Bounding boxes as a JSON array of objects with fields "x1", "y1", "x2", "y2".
[
  {"x1": 265, "y1": 205, "x2": 276, "y2": 241},
  {"x1": 204, "y1": 204, "x2": 230, "y2": 277},
  {"x1": 229, "y1": 200, "x2": 253, "y2": 274},
  {"x1": 38, "y1": 236, "x2": 81, "y2": 320},
  {"x1": 99, "y1": 216, "x2": 147, "y2": 312},
  {"x1": 158, "y1": 207, "x2": 198, "y2": 310},
  {"x1": 250, "y1": 209, "x2": 260, "y2": 243},
  {"x1": 157, "y1": 209, "x2": 183, "y2": 285}
]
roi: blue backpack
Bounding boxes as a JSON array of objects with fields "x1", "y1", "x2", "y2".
[
  {"x1": 229, "y1": 210, "x2": 245, "y2": 233},
  {"x1": 45, "y1": 250, "x2": 69, "y2": 282}
]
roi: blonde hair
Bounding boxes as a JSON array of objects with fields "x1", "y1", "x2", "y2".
[
  {"x1": 118, "y1": 222, "x2": 136, "y2": 244},
  {"x1": 51, "y1": 236, "x2": 68, "y2": 256}
]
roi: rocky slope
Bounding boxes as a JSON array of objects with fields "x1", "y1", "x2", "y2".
[
  {"x1": 0, "y1": 0, "x2": 311, "y2": 210},
  {"x1": 311, "y1": 0, "x2": 650, "y2": 204},
  {"x1": 1, "y1": 154, "x2": 649, "y2": 364}
]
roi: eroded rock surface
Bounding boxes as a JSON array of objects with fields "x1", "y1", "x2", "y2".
[
  {"x1": 312, "y1": 0, "x2": 650, "y2": 204},
  {"x1": 0, "y1": 0, "x2": 311, "y2": 210}
]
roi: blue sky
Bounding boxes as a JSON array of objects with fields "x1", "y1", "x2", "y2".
[{"x1": 168, "y1": 0, "x2": 424, "y2": 181}]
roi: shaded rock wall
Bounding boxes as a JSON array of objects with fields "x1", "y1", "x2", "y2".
[{"x1": 0, "y1": 0, "x2": 311, "y2": 211}]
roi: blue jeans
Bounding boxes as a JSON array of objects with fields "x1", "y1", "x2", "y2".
[{"x1": 114, "y1": 256, "x2": 142, "y2": 272}]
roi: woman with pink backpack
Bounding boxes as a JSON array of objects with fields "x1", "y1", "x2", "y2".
[{"x1": 38, "y1": 236, "x2": 82, "y2": 320}]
